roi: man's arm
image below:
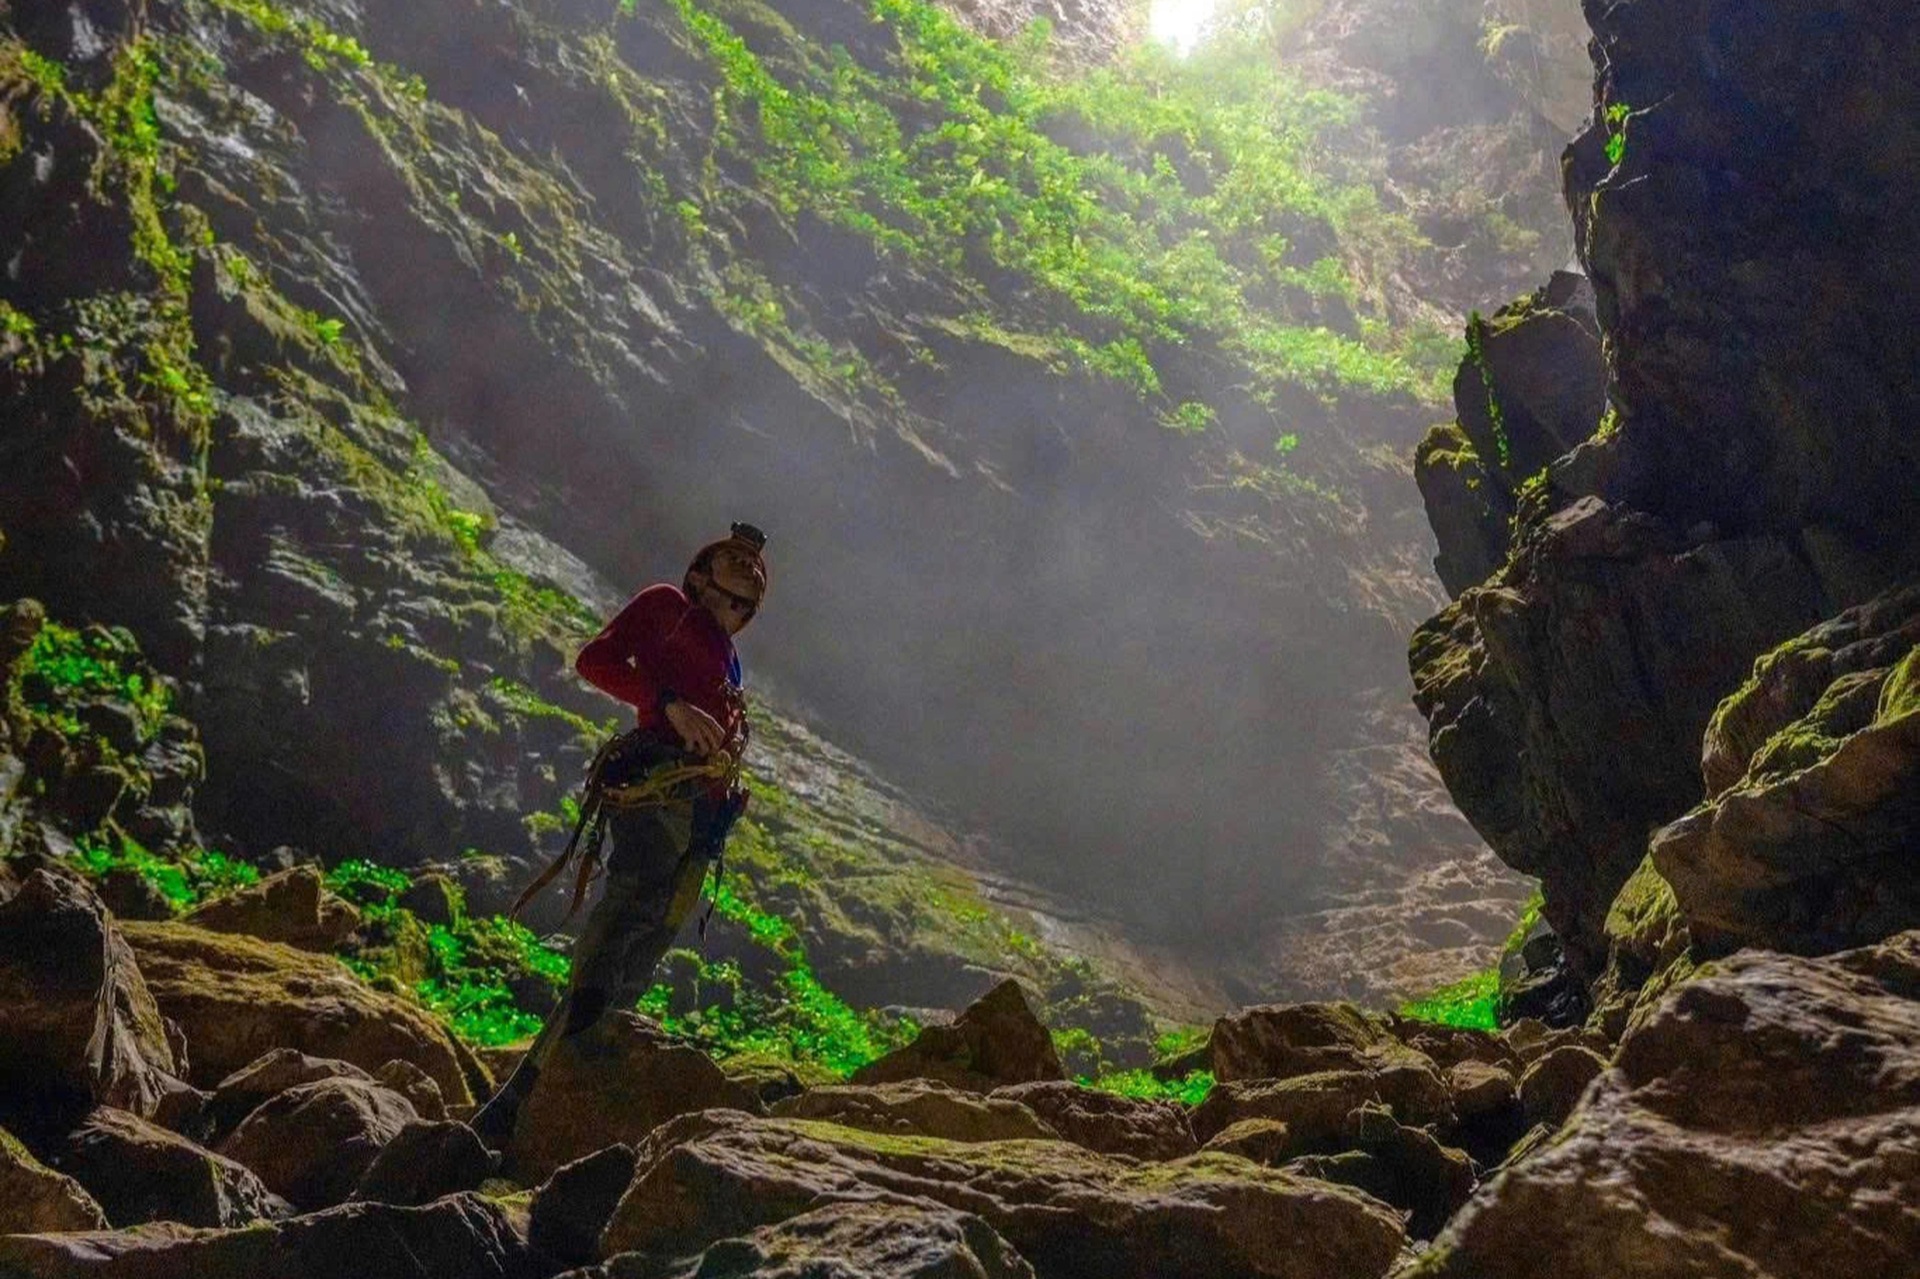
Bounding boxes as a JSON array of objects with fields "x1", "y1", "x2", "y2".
[{"x1": 575, "y1": 585, "x2": 684, "y2": 711}]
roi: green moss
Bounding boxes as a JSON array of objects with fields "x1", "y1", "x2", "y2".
[
  {"x1": 66, "y1": 832, "x2": 258, "y2": 909},
  {"x1": 1875, "y1": 645, "x2": 1920, "y2": 724},
  {"x1": 18, "y1": 620, "x2": 173, "y2": 740},
  {"x1": 1464, "y1": 310, "x2": 1510, "y2": 468}
]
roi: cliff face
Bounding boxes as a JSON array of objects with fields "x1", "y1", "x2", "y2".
[
  {"x1": 0, "y1": 0, "x2": 1585, "y2": 1007},
  {"x1": 1412, "y1": 0, "x2": 1920, "y2": 987}
]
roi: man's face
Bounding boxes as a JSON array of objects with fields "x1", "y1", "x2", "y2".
[{"x1": 694, "y1": 551, "x2": 764, "y2": 636}]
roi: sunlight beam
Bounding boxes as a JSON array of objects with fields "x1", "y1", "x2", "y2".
[{"x1": 1148, "y1": 0, "x2": 1222, "y2": 53}]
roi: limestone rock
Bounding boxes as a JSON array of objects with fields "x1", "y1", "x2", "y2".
[
  {"x1": 769, "y1": 1078, "x2": 1060, "y2": 1143},
  {"x1": 1200, "y1": 1118, "x2": 1296, "y2": 1164},
  {"x1": 1411, "y1": 506, "x2": 1853, "y2": 977},
  {"x1": 990, "y1": 1080, "x2": 1198, "y2": 1160},
  {"x1": 0, "y1": 871, "x2": 182, "y2": 1121},
  {"x1": 505, "y1": 1012, "x2": 760, "y2": 1184},
  {"x1": 1388, "y1": 1021, "x2": 1519, "y2": 1073},
  {"x1": 1416, "y1": 272, "x2": 1605, "y2": 596},
  {"x1": 1407, "y1": 933, "x2": 1920, "y2": 1277},
  {"x1": 603, "y1": 1110, "x2": 1406, "y2": 1279},
  {"x1": 851, "y1": 978, "x2": 1064, "y2": 1092},
  {"x1": 597, "y1": 1201, "x2": 1037, "y2": 1279},
  {"x1": 1191, "y1": 1064, "x2": 1453, "y2": 1151},
  {"x1": 1442, "y1": 1060, "x2": 1515, "y2": 1122},
  {"x1": 0, "y1": 1125, "x2": 109, "y2": 1234},
  {"x1": 1585, "y1": 853, "x2": 1693, "y2": 1040},
  {"x1": 55, "y1": 1106, "x2": 290, "y2": 1228},
  {"x1": 1516, "y1": 1046, "x2": 1606, "y2": 1131},
  {"x1": 202, "y1": 1049, "x2": 375, "y2": 1143},
  {"x1": 182, "y1": 866, "x2": 361, "y2": 953},
  {"x1": 1294, "y1": 1104, "x2": 1473, "y2": 1241},
  {"x1": 121, "y1": 922, "x2": 479, "y2": 1108},
  {"x1": 374, "y1": 1058, "x2": 448, "y2": 1121},
  {"x1": 217, "y1": 1076, "x2": 420, "y2": 1210},
  {"x1": 529, "y1": 1144, "x2": 638, "y2": 1268},
  {"x1": 1416, "y1": 0, "x2": 1920, "y2": 979},
  {"x1": 1208, "y1": 1001, "x2": 1401, "y2": 1082},
  {"x1": 0, "y1": 1191, "x2": 537, "y2": 1278},
  {"x1": 350, "y1": 1119, "x2": 496, "y2": 1206},
  {"x1": 1653, "y1": 586, "x2": 1920, "y2": 955}
]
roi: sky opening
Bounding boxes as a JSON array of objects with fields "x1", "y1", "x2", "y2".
[{"x1": 1148, "y1": 0, "x2": 1221, "y2": 53}]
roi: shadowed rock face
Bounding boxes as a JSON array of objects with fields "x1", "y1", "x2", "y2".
[
  {"x1": 0, "y1": 872, "x2": 183, "y2": 1128},
  {"x1": 1411, "y1": 0, "x2": 1920, "y2": 975},
  {"x1": 1407, "y1": 933, "x2": 1920, "y2": 1279}
]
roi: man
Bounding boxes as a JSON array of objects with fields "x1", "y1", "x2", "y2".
[{"x1": 470, "y1": 523, "x2": 768, "y2": 1149}]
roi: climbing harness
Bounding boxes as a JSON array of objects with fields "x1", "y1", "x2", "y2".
[{"x1": 507, "y1": 727, "x2": 744, "y2": 936}]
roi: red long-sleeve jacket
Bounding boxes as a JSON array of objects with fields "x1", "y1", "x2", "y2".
[{"x1": 575, "y1": 584, "x2": 746, "y2": 755}]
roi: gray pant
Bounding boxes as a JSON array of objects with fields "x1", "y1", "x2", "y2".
[{"x1": 472, "y1": 800, "x2": 709, "y2": 1138}]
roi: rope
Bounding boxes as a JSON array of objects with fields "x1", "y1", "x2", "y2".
[{"x1": 507, "y1": 735, "x2": 742, "y2": 930}]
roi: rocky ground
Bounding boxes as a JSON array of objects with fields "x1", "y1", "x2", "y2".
[{"x1": 4, "y1": 855, "x2": 1914, "y2": 1278}]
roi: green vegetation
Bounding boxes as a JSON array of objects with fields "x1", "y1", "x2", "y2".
[
  {"x1": 18, "y1": 621, "x2": 174, "y2": 741},
  {"x1": 1083, "y1": 1066, "x2": 1215, "y2": 1106},
  {"x1": 637, "y1": 875, "x2": 923, "y2": 1076},
  {"x1": 1604, "y1": 101, "x2": 1630, "y2": 166},
  {"x1": 1396, "y1": 888, "x2": 1545, "y2": 1031},
  {"x1": 659, "y1": 0, "x2": 1446, "y2": 423},
  {"x1": 1398, "y1": 969, "x2": 1500, "y2": 1031},
  {"x1": 1464, "y1": 311, "x2": 1510, "y2": 468},
  {"x1": 69, "y1": 832, "x2": 260, "y2": 909}
]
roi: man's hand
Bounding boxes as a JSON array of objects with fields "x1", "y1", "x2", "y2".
[{"x1": 664, "y1": 699, "x2": 726, "y2": 757}]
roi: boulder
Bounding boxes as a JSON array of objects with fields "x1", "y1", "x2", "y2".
[
  {"x1": 1653, "y1": 587, "x2": 1920, "y2": 955},
  {"x1": 529, "y1": 1144, "x2": 638, "y2": 1268},
  {"x1": 183, "y1": 866, "x2": 361, "y2": 953},
  {"x1": 1208, "y1": 1002, "x2": 1400, "y2": 1082},
  {"x1": 602, "y1": 1110, "x2": 1406, "y2": 1279},
  {"x1": 202, "y1": 1049, "x2": 375, "y2": 1143},
  {"x1": 1200, "y1": 1118, "x2": 1296, "y2": 1164},
  {"x1": 1292, "y1": 1103, "x2": 1472, "y2": 1240},
  {"x1": 505, "y1": 1012, "x2": 760, "y2": 1184},
  {"x1": 1407, "y1": 933, "x2": 1920, "y2": 1277},
  {"x1": 769, "y1": 1078, "x2": 1060, "y2": 1143},
  {"x1": 595, "y1": 1202, "x2": 1036, "y2": 1279},
  {"x1": 121, "y1": 922, "x2": 480, "y2": 1108},
  {"x1": 0, "y1": 1125, "x2": 109, "y2": 1234},
  {"x1": 1442, "y1": 1060, "x2": 1515, "y2": 1122},
  {"x1": 374, "y1": 1058, "x2": 448, "y2": 1121},
  {"x1": 55, "y1": 1106, "x2": 289, "y2": 1228},
  {"x1": 217, "y1": 1076, "x2": 419, "y2": 1210},
  {"x1": 1517, "y1": 1046, "x2": 1606, "y2": 1131},
  {"x1": 397, "y1": 871, "x2": 461, "y2": 926},
  {"x1": 1191, "y1": 1064, "x2": 1453, "y2": 1151},
  {"x1": 0, "y1": 1191, "x2": 537, "y2": 1279},
  {"x1": 0, "y1": 871, "x2": 182, "y2": 1123},
  {"x1": 1388, "y1": 1021, "x2": 1519, "y2": 1073},
  {"x1": 350, "y1": 1119, "x2": 496, "y2": 1206},
  {"x1": 851, "y1": 978, "x2": 1064, "y2": 1092},
  {"x1": 96, "y1": 868, "x2": 177, "y2": 921},
  {"x1": 990, "y1": 1080, "x2": 1199, "y2": 1160}
]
